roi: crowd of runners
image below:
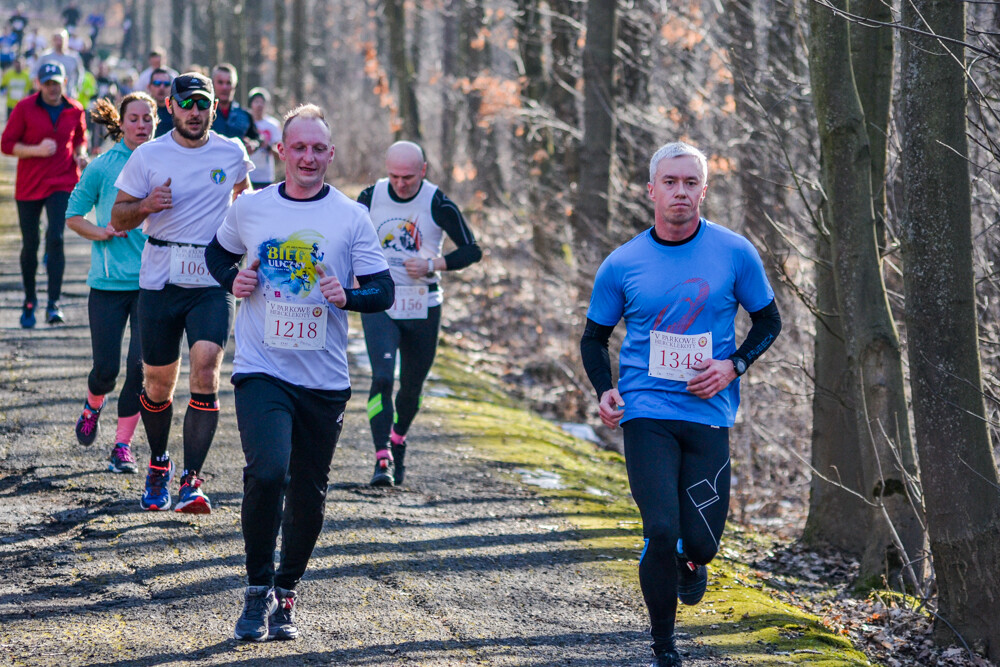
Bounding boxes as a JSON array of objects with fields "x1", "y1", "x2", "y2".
[{"x1": 0, "y1": 9, "x2": 779, "y2": 667}]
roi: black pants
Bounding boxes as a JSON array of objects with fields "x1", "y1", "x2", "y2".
[
  {"x1": 234, "y1": 373, "x2": 349, "y2": 589},
  {"x1": 622, "y1": 418, "x2": 731, "y2": 652},
  {"x1": 88, "y1": 289, "x2": 143, "y2": 417},
  {"x1": 17, "y1": 191, "x2": 69, "y2": 305},
  {"x1": 361, "y1": 305, "x2": 441, "y2": 449}
]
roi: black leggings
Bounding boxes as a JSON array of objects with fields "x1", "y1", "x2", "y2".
[
  {"x1": 622, "y1": 418, "x2": 731, "y2": 651},
  {"x1": 87, "y1": 289, "x2": 143, "y2": 417},
  {"x1": 234, "y1": 373, "x2": 349, "y2": 589},
  {"x1": 361, "y1": 305, "x2": 441, "y2": 450},
  {"x1": 16, "y1": 191, "x2": 69, "y2": 305}
]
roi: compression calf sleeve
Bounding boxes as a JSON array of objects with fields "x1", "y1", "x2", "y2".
[
  {"x1": 139, "y1": 391, "x2": 173, "y2": 460},
  {"x1": 183, "y1": 393, "x2": 220, "y2": 475}
]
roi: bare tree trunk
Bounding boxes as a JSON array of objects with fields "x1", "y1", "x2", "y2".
[
  {"x1": 385, "y1": 0, "x2": 421, "y2": 139},
  {"x1": 575, "y1": 0, "x2": 617, "y2": 240},
  {"x1": 899, "y1": 0, "x2": 1000, "y2": 657},
  {"x1": 439, "y1": 0, "x2": 459, "y2": 191},
  {"x1": 849, "y1": 0, "x2": 893, "y2": 251},
  {"x1": 803, "y1": 228, "x2": 869, "y2": 554},
  {"x1": 142, "y1": 0, "x2": 154, "y2": 57},
  {"x1": 245, "y1": 0, "x2": 264, "y2": 92},
  {"x1": 190, "y1": 1, "x2": 213, "y2": 69},
  {"x1": 807, "y1": 0, "x2": 924, "y2": 589},
  {"x1": 460, "y1": 0, "x2": 502, "y2": 198},
  {"x1": 549, "y1": 0, "x2": 580, "y2": 182},
  {"x1": 169, "y1": 0, "x2": 185, "y2": 69},
  {"x1": 291, "y1": 0, "x2": 307, "y2": 102},
  {"x1": 274, "y1": 0, "x2": 287, "y2": 90}
]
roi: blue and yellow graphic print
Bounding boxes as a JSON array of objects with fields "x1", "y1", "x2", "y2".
[{"x1": 256, "y1": 230, "x2": 326, "y2": 299}]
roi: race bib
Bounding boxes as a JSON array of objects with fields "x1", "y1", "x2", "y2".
[
  {"x1": 264, "y1": 300, "x2": 328, "y2": 350},
  {"x1": 168, "y1": 246, "x2": 215, "y2": 286},
  {"x1": 648, "y1": 331, "x2": 713, "y2": 381},
  {"x1": 387, "y1": 285, "x2": 428, "y2": 320}
]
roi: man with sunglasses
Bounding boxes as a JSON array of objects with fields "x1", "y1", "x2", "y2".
[
  {"x1": 110, "y1": 72, "x2": 254, "y2": 514},
  {"x1": 146, "y1": 67, "x2": 173, "y2": 137}
]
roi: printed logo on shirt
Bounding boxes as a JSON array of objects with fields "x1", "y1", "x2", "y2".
[
  {"x1": 210, "y1": 168, "x2": 227, "y2": 185},
  {"x1": 652, "y1": 278, "x2": 711, "y2": 334},
  {"x1": 256, "y1": 231, "x2": 327, "y2": 299},
  {"x1": 375, "y1": 216, "x2": 422, "y2": 255}
]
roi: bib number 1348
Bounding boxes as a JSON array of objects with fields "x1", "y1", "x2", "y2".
[{"x1": 648, "y1": 330, "x2": 712, "y2": 382}]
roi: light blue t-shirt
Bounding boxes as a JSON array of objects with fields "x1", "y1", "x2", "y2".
[
  {"x1": 66, "y1": 140, "x2": 147, "y2": 291},
  {"x1": 586, "y1": 221, "x2": 774, "y2": 427}
]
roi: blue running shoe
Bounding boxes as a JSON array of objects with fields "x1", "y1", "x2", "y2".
[
  {"x1": 268, "y1": 587, "x2": 299, "y2": 640},
  {"x1": 75, "y1": 399, "x2": 105, "y2": 446},
  {"x1": 141, "y1": 461, "x2": 174, "y2": 511},
  {"x1": 175, "y1": 473, "x2": 211, "y2": 514},
  {"x1": 676, "y1": 552, "x2": 707, "y2": 606},
  {"x1": 234, "y1": 586, "x2": 277, "y2": 641},
  {"x1": 20, "y1": 301, "x2": 36, "y2": 329}
]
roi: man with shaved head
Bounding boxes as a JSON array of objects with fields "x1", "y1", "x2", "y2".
[{"x1": 358, "y1": 140, "x2": 482, "y2": 486}]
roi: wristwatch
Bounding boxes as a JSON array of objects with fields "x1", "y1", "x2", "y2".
[
  {"x1": 425, "y1": 258, "x2": 436, "y2": 277},
  {"x1": 728, "y1": 354, "x2": 747, "y2": 377}
]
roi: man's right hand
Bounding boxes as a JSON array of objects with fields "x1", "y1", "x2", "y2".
[
  {"x1": 233, "y1": 258, "x2": 260, "y2": 298},
  {"x1": 37, "y1": 138, "x2": 57, "y2": 157},
  {"x1": 142, "y1": 177, "x2": 172, "y2": 214},
  {"x1": 598, "y1": 388, "x2": 625, "y2": 429}
]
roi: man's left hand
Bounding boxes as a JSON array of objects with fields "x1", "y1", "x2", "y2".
[
  {"x1": 403, "y1": 257, "x2": 434, "y2": 279},
  {"x1": 686, "y1": 358, "x2": 738, "y2": 399}
]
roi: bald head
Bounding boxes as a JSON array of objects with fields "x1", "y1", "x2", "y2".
[{"x1": 386, "y1": 141, "x2": 427, "y2": 199}]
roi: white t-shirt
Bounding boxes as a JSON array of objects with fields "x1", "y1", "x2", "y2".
[
  {"x1": 368, "y1": 178, "x2": 445, "y2": 307},
  {"x1": 250, "y1": 114, "x2": 281, "y2": 184},
  {"x1": 115, "y1": 131, "x2": 253, "y2": 289},
  {"x1": 216, "y1": 184, "x2": 389, "y2": 391}
]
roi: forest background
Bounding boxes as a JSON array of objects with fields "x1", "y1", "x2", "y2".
[{"x1": 13, "y1": 0, "x2": 1000, "y2": 663}]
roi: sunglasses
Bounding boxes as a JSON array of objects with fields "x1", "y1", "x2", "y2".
[
  {"x1": 151, "y1": 79, "x2": 171, "y2": 87},
  {"x1": 173, "y1": 96, "x2": 212, "y2": 111}
]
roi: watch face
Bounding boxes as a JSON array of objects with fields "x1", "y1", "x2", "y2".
[{"x1": 733, "y1": 358, "x2": 746, "y2": 375}]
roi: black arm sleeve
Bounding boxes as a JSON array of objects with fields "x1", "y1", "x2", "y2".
[
  {"x1": 205, "y1": 235, "x2": 243, "y2": 295},
  {"x1": 580, "y1": 318, "x2": 616, "y2": 400},
  {"x1": 732, "y1": 298, "x2": 781, "y2": 368},
  {"x1": 356, "y1": 185, "x2": 375, "y2": 210},
  {"x1": 431, "y1": 190, "x2": 482, "y2": 270},
  {"x1": 344, "y1": 269, "x2": 395, "y2": 313}
]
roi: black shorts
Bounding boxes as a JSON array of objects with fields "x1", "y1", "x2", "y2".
[{"x1": 138, "y1": 285, "x2": 235, "y2": 367}]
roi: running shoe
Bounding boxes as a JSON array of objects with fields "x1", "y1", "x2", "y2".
[
  {"x1": 234, "y1": 586, "x2": 277, "y2": 642},
  {"x1": 45, "y1": 302, "x2": 64, "y2": 324},
  {"x1": 268, "y1": 587, "x2": 299, "y2": 640},
  {"x1": 108, "y1": 444, "x2": 137, "y2": 474},
  {"x1": 369, "y1": 448, "x2": 394, "y2": 487},
  {"x1": 676, "y1": 553, "x2": 707, "y2": 605},
  {"x1": 19, "y1": 301, "x2": 36, "y2": 329},
  {"x1": 141, "y1": 461, "x2": 174, "y2": 511},
  {"x1": 75, "y1": 399, "x2": 105, "y2": 446},
  {"x1": 175, "y1": 473, "x2": 212, "y2": 514},
  {"x1": 391, "y1": 442, "x2": 407, "y2": 485}
]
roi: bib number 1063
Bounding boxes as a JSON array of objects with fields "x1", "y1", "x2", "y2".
[
  {"x1": 168, "y1": 246, "x2": 215, "y2": 286},
  {"x1": 648, "y1": 330, "x2": 712, "y2": 382}
]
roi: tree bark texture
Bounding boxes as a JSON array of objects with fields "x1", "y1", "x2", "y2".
[
  {"x1": 169, "y1": 0, "x2": 185, "y2": 70},
  {"x1": 439, "y1": 0, "x2": 459, "y2": 191},
  {"x1": 385, "y1": 0, "x2": 422, "y2": 140},
  {"x1": 274, "y1": 0, "x2": 287, "y2": 90},
  {"x1": 291, "y1": 0, "x2": 307, "y2": 102},
  {"x1": 549, "y1": 0, "x2": 580, "y2": 182},
  {"x1": 575, "y1": 0, "x2": 617, "y2": 238},
  {"x1": 899, "y1": 0, "x2": 1000, "y2": 658},
  {"x1": 807, "y1": 0, "x2": 925, "y2": 588},
  {"x1": 848, "y1": 0, "x2": 893, "y2": 250}
]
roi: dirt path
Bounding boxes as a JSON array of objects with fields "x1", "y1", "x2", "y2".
[{"x1": 0, "y1": 205, "x2": 733, "y2": 666}]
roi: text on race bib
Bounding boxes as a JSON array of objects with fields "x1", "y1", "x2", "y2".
[
  {"x1": 387, "y1": 285, "x2": 428, "y2": 320},
  {"x1": 648, "y1": 330, "x2": 713, "y2": 382},
  {"x1": 168, "y1": 246, "x2": 216, "y2": 286},
  {"x1": 264, "y1": 300, "x2": 328, "y2": 350}
]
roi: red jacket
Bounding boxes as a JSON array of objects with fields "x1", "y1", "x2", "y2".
[{"x1": 0, "y1": 92, "x2": 87, "y2": 201}]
